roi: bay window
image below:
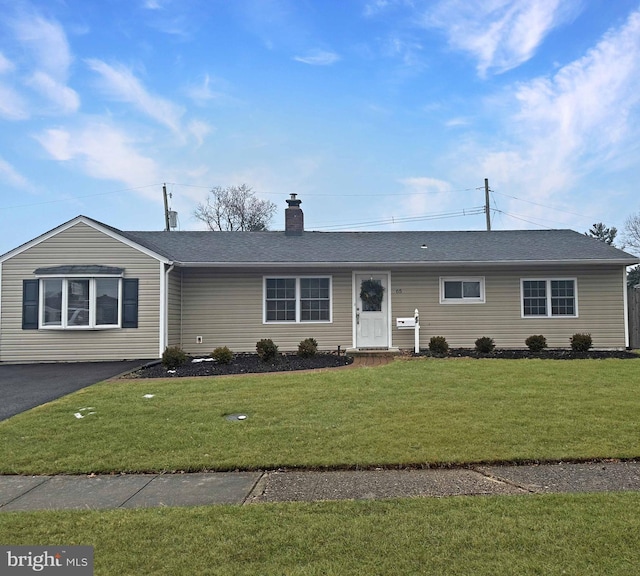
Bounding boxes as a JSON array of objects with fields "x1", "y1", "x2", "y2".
[{"x1": 41, "y1": 277, "x2": 122, "y2": 329}]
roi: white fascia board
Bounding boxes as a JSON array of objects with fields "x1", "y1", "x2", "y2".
[{"x1": 0, "y1": 216, "x2": 172, "y2": 265}]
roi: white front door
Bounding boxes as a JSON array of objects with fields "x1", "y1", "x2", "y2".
[{"x1": 355, "y1": 273, "x2": 389, "y2": 348}]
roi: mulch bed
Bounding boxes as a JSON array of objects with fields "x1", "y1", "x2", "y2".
[
  {"x1": 127, "y1": 348, "x2": 637, "y2": 379},
  {"x1": 417, "y1": 348, "x2": 638, "y2": 360},
  {"x1": 128, "y1": 353, "x2": 354, "y2": 379}
]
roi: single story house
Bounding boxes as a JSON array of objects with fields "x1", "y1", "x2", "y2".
[{"x1": 1, "y1": 194, "x2": 638, "y2": 362}]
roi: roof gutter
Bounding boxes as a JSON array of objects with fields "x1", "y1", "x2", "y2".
[{"x1": 170, "y1": 258, "x2": 639, "y2": 268}]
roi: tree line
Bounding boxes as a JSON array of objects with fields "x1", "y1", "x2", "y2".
[{"x1": 585, "y1": 218, "x2": 640, "y2": 286}]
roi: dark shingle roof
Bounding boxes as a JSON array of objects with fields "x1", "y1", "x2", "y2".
[{"x1": 118, "y1": 229, "x2": 639, "y2": 267}]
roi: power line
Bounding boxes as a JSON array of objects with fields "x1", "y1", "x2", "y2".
[
  {"x1": 0, "y1": 184, "x2": 161, "y2": 211},
  {"x1": 316, "y1": 207, "x2": 486, "y2": 231},
  {"x1": 494, "y1": 209, "x2": 565, "y2": 229},
  {"x1": 167, "y1": 182, "x2": 480, "y2": 198},
  {"x1": 491, "y1": 190, "x2": 593, "y2": 222}
]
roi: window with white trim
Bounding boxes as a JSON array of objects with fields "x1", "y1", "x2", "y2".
[
  {"x1": 264, "y1": 277, "x2": 331, "y2": 323},
  {"x1": 521, "y1": 279, "x2": 577, "y2": 317},
  {"x1": 440, "y1": 277, "x2": 485, "y2": 304},
  {"x1": 41, "y1": 277, "x2": 122, "y2": 329}
]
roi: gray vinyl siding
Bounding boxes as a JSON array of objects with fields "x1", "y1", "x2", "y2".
[
  {"x1": 390, "y1": 265, "x2": 628, "y2": 350},
  {"x1": 167, "y1": 268, "x2": 182, "y2": 347},
  {"x1": 0, "y1": 222, "x2": 162, "y2": 362},
  {"x1": 180, "y1": 268, "x2": 352, "y2": 354}
]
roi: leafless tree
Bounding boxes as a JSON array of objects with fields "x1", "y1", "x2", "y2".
[
  {"x1": 193, "y1": 184, "x2": 277, "y2": 231},
  {"x1": 623, "y1": 213, "x2": 640, "y2": 254}
]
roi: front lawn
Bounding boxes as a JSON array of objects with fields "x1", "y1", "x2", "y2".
[
  {"x1": 2, "y1": 493, "x2": 640, "y2": 575},
  {"x1": 1, "y1": 358, "x2": 639, "y2": 474}
]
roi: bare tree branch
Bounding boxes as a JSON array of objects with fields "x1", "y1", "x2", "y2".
[
  {"x1": 623, "y1": 213, "x2": 640, "y2": 254},
  {"x1": 193, "y1": 184, "x2": 277, "y2": 231}
]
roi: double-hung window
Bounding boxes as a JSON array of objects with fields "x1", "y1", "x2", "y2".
[
  {"x1": 440, "y1": 277, "x2": 485, "y2": 304},
  {"x1": 265, "y1": 277, "x2": 331, "y2": 323},
  {"x1": 521, "y1": 279, "x2": 577, "y2": 318}
]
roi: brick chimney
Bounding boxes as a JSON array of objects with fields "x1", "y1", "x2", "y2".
[{"x1": 285, "y1": 193, "x2": 304, "y2": 235}]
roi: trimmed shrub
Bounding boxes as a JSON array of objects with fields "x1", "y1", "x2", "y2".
[
  {"x1": 162, "y1": 345, "x2": 188, "y2": 369},
  {"x1": 570, "y1": 333, "x2": 593, "y2": 352},
  {"x1": 428, "y1": 336, "x2": 449, "y2": 355},
  {"x1": 211, "y1": 346, "x2": 233, "y2": 364},
  {"x1": 297, "y1": 338, "x2": 318, "y2": 358},
  {"x1": 256, "y1": 338, "x2": 279, "y2": 361},
  {"x1": 475, "y1": 336, "x2": 496, "y2": 354},
  {"x1": 525, "y1": 335, "x2": 547, "y2": 353}
]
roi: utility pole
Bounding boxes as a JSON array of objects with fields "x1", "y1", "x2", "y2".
[
  {"x1": 163, "y1": 183, "x2": 170, "y2": 231},
  {"x1": 484, "y1": 178, "x2": 491, "y2": 231}
]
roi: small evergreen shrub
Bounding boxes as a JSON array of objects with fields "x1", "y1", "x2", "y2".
[
  {"x1": 525, "y1": 335, "x2": 547, "y2": 353},
  {"x1": 428, "y1": 336, "x2": 449, "y2": 355},
  {"x1": 475, "y1": 336, "x2": 496, "y2": 354},
  {"x1": 256, "y1": 338, "x2": 279, "y2": 361},
  {"x1": 162, "y1": 345, "x2": 188, "y2": 369},
  {"x1": 297, "y1": 337, "x2": 318, "y2": 358},
  {"x1": 570, "y1": 333, "x2": 593, "y2": 352},
  {"x1": 211, "y1": 346, "x2": 233, "y2": 364}
]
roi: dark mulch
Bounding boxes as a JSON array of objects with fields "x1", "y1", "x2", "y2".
[
  {"x1": 417, "y1": 348, "x2": 639, "y2": 360},
  {"x1": 128, "y1": 353, "x2": 354, "y2": 379}
]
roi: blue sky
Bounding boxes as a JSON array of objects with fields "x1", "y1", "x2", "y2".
[{"x1": 2, "y1": 0, "x2": 640, "y2": 254}]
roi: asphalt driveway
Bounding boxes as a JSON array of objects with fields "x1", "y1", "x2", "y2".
[{"x1": 0, "y1": 360, "x2": 149, "y2": 421}]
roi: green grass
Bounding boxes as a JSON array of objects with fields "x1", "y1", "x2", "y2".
[
  {"x1": 2, "y1": 493, "x2": 640, "y2": 575},
  {"x1": 1, "y1": 358, "x2": 639, "y2": 474}
]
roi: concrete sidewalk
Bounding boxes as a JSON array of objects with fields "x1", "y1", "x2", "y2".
[{"x1": 1, "y1": 461, "x2": 639, "y2": 512}]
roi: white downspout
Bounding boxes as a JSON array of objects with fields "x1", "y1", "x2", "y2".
[
  {"x1": 159, "y1": 262, "x2": 174, "y2": 357},
  {"x1": 624, "y1": 267, "x2": 630, "y2": 349}
]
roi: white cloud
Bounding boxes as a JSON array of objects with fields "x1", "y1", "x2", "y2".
[
  {"x1": 293, "y1": 50, "x2": 341, "y2": 66},
  {"x1": 12, "y1": 13, "x2": 73, "y2": 79},
  {"x1": 27, "y1": 71, "x2": 80, "y2": 114},
  {"x1": 85, "y1": 59, "x2": 185, "y2": 133},
  {"x1": 187, "y1": 119, "x2": 213, "y2": 146},
  {"x1": 0, "y1": 52, "x2": 15, "y2": 74},
  {"x1": 36, "y1": 121, "x2": 160, "y2": 191},
  {"x1": 515, "y1": 10, "x2": 640, "y2": 176},
  {"x1": 424, "y1": 0, "x2": 581, "y2": 76},
  {"x1": 186, "y1": 73, "x2": 231, "y2": 105},
  {"x1": 0, "y1": 156, "x2": 29, "y2": 188},
  {"x1": 467, "y1": 9, "x2": 640, "y2": 226},
  {"x1": 363, "y1": 0, "x2": 414, "y2": 18},
  {"x1": 444, "y1": 117, "x2": 470, "y2": 128},
  {"x1": 143, "y1": 0, "x2": 165, "y2": 9},
  {"x1": 399, "y1": 176, "x2": 453, "y2": 215},
  {"x1": 0, "y1": 84, "x2": 29, "y2": 120},
  {"x1": 8, "y1": 12, "x2": 80, "y2": 115}
]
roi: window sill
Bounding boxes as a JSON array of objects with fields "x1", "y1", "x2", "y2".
[
  {"x1": 263, "y1": 321, "x2": 332, "y2": 325},
  {"x1": 40, "y1": 325, "x2": 122, "y2": 331}
]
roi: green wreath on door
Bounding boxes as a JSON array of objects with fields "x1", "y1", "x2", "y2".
[{"x1": 360, "y1": 279, "x2": 385, "y2": 310}]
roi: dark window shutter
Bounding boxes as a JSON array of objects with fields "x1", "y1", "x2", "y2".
[
  {"x1": 122, "y1": 278, "x2": 139, "y2": 328},
  {"x1": 22, "y1": 279, "x2": 39, "y2": 330}
]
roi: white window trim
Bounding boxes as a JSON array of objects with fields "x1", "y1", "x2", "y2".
[
  {"x1": 39, "y1": 276, "x2": 123, "y2": 330},
  {"x1": 263, "y1": 276, "x2": 333, "y2": 324},
  {"x1": 520, "y1": 278, "x2": 579, "y2": 319},
  {"x1": 439, "y1": 277, "x2": 485, "y2": 304}
]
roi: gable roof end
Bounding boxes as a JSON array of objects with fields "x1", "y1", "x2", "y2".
[{"x1": 0, "y1": 215, "x2": 172, "y2": 264}]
